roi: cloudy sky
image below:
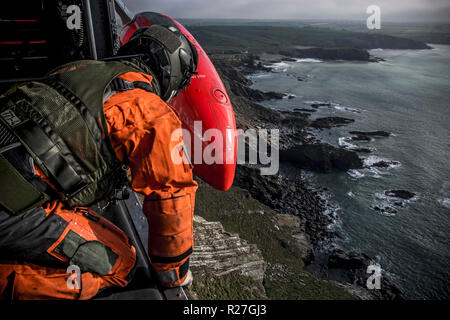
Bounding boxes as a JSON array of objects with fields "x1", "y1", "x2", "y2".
[{"x1": 124, "y1": 0, "x2": 449, "y2": 22}]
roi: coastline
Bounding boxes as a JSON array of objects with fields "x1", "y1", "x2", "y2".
[{"x1": 189, "y1": 53, "x2": 404, "y2": 300}]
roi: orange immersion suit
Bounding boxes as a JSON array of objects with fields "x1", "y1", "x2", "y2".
[{"x1": 0, "y1": 71, "x2": 197, "y2": 299}]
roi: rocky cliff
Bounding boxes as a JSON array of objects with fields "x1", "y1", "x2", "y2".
[
  {"x1": 187, "y1": 55, "x2": 403, "y2": 300},
  {"x1": 190, "y1": 215, "x2": 266, "y2": 282}
]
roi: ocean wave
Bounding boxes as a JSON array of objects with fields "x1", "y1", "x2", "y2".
[
  {"x1": 303, "y1": 100, "x2": 338, "y2": 107},
  {"x1": 370, "y1": 201, "x2": 397, "y2": 217},
  {"x1": 371, "y1": 191, "x2": 418, "y2": 216},
  {"x1": 339, "y1": 137, "x2": 358, "y2": 149},
  {"x1": 246, "y1": 73, "x2": 272, "y2": 79},
  {"x1": 347, "y1": 169, "x2": 365, "y2": 179},
  {"x1": 339, "y1": 137, "x2": 376, "y2": 152},
  {"x1": 295, "y1": 58, "x2": 322, "y2": 63},
  {"x1": 334, "y1": 105, "x2": 363, "y2": 114},
  {"x1": 263, "y1": 62, "x2": 290, "y2": 72},
  {"x1": 363, "y1": 155, "x2": 402, "y2": 170},
  {"x1": 437, "y1": 198, "x2": 450, "y2": 209},
  {"x1": 283, "y1": 93, "x2": 297, "y2": 99}
]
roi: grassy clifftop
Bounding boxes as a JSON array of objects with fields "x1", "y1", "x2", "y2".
[
  {"x1": 187, "y1": 25, "x2": 431, "y2": 55},
  {"x1": 188, "y1": 180, "x2": 356, "y2": 300}
]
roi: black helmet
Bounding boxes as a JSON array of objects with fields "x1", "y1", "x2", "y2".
[{"x1": 118, "y1": 25, "x2": 198, "y2": 101}]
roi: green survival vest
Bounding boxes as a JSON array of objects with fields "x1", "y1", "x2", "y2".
[{"x1": 0, "y1": 60, "x2": 156, "y2": 215}]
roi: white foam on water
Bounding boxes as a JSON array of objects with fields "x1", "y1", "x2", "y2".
[
  {"x1": 283, "y1": 93, "x2": 297, "y2": 99},
  {"x1": 368, "y1": 167, "x2": 384, "y2": 178},
  {"x1": 438, "y1": 198, "x2": 450, "y2": 209},
  {"x1": 295, "y1": 58, "x2": 322, "y2": 63},
  {"x1": 363, "y1": 155, "x2": 401, "y2": 169},
  {"x1": 339, "y1": 136, "x2": 358, "y2": 149},
  {"x1": 246, "y1": 73, "x2": 271, "y2": 79},
  {"x1": 339, "y1": 137, "x2": 376, "y2": 153},
  {"x1": 370, "y1": 201, "x2": 397, "y2": 217},
  {"x1": 347, "y1": 169, "x2": 365, "y2": 179},
  {"x1": 334, "y1": 105, "x2": 363, "y2": 114},
  {"x1": 264, "y1": 62, "x2": 290, "y2": 72},
  {"x1": 303, "y1": 100, "x2": 336, "y2": 106}
]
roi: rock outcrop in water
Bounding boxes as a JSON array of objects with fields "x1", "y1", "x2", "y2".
[
  {"x1": 385, "y1": 190, "x2": 415, "y2": 200},
  {"x1": 349, "y1": 131, "x2": 391, "y2": 137},
  {"x1": 280, "y1": 144, "x2": 364, "y2": 173},
  {"x1": 310, "y1": 117, "x2": 355, "y2": 129}
]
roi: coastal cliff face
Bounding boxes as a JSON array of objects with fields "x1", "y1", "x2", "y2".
[
  {"x1": 188, "y1": 180, "x2": 356, "y2": 300},
  {"x1": 186, "y1": 215, "x2": 268, "y2": 300},
  {"x1": 190, "y1": 216, "x2": 266, "y2": 282}
]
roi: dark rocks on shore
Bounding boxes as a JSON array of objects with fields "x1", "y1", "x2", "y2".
[
  {"x1": 385, "y1": 190, "x2": 415, "y2": 200},
  {"x1": 228, "y1": 80, "x2": 285, "y2": 102},
  {"x1": 328, "y1": 249, "x2": 373, "y2": 270},
  {"x1": 280, "y1": 47, "x2": 371, "y2": 62},
  {"x1": 294, "y1": 108, "x2": 316, "y2": 113},
  {"x1": 233, "y1": 165, "x2": 331, "y2": 246},
  {"x1": 310, "y1": 117, "x2": 355, "y2": 129},
  {"x1": 239, "y1": 54, "x2": 273, "y2": 74},
  {"x1": 311, "y1": 102, "x2": 331, "y2": 108},
  {"x1": 352, "y1": 148, "x2": 373, "y2": 154},
  {"x1": 321, "y1": 249, "x2": 404, "y2": 300},
  {"x1": 280, "y1": 144, "x2": 363, "y2": 173},
  {"x1": 350, "y1": 135, "x2": 372, "y2": 142}
]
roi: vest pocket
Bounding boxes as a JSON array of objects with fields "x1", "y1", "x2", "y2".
[
  {"x1": 69, "y1": 241, "x2": 118, "y2": 276},
  {"x1": 53, "y1": 230, "x2": 118, "y2": 276}
]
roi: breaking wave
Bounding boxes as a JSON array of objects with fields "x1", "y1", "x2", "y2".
[
  {"x1": 363, "y1": 155, "x2": 402, "y2": 169},
  {"x1": 437, "y1": 198, "x2": 450, "y2": 209},
  {"x1": 295, "y1": 58, "x2": 322, "y2": 63}
]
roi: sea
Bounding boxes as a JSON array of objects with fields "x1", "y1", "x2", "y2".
[{"x1": 248, "y1": 44, "x2": 450, "y2": 299}]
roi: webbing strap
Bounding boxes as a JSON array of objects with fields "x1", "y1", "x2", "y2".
[
  {"x1": 3, "y1": 97, "x2": 89, "y2": 199},
  {"x1": 0, "y1": 153, "x2": 48, "y2": 215},
  {"x1": 143, "y1": 25, "x2": 182, "y2": 54},
  {"x1": 109, "y1": 78, "x2": 154, "y2": 93}
]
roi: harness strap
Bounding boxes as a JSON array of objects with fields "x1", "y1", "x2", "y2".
[{"x1": 109, "y1": 78, "x2": 154, "y2": 94}]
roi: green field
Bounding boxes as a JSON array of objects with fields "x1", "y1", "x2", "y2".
[{"x1": 185, "y1": 24, "x2": 431, "y2": 55}]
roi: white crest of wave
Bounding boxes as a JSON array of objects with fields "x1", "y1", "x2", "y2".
[
  {"x1": 295, "y1": 58, "x2": 322, "y2": 63},
  {"x1": 438, "y1": 198, "x2": 450, "y2": 209}
]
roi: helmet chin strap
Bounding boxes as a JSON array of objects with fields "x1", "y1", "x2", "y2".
[{"x1": 166, "y1": 90, "x2": 178, "y2": 102}]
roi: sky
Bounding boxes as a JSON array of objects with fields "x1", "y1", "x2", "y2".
[{"x1": 124, "y1": 0, "x2": 450, "y2": 23}]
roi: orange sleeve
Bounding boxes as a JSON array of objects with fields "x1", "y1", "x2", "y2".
[{"x1": 103, "y1": 71, "x2": 197, "y2": 287}]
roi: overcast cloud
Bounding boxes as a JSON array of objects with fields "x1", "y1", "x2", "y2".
[{"x1": 123, "y1": 0, "x2": 450, "y2": 23}]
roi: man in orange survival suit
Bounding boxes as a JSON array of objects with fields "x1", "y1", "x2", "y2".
[{"x1": 0, "y1": 25, "x2": 198, "y2": 299}]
